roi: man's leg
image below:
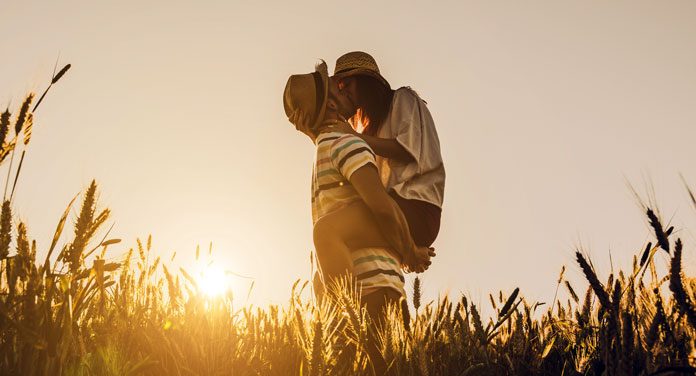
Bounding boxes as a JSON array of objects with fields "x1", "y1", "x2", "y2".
[
  {"x1": 363, "y1": 288, "x2": 404, "y2": 329},
  {"x1": 362, "y1": 288, "x2": 406, "y2": 376}
]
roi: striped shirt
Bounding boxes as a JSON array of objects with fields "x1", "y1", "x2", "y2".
[{"x1": 311, "y1": 131, "x2": 405, "y2": 297}]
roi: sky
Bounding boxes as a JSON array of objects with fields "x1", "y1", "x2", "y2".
[{"x1": 2, "y1": 1, "x2": 696, "y2": 312}]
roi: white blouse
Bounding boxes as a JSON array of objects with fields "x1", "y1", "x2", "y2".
[{"x1": 375, "y1": 87, "x2": 445, "y2": 208}]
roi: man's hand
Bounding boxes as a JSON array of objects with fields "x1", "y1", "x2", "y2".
[
  {"x1": 323, "y1": 118, "x2": 358, "y2": 136},
  {"x1": 288, "y1": 109, "x2": 316, "y2": 143},
  {"x1": 403, "y1": 246, "x2": 436, "y2": 273}
]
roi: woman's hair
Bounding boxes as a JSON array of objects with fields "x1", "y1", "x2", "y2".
[{"x1": 352, "y1": 75, "x2": 394, "y2": 136}]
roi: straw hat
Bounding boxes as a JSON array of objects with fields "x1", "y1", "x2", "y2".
[
  {"x1": 333, "y1": 51, "x2": 390, "y2": 89},
  {"x1": 283, "y1": 61, "x2": 330, "y2": 132}
]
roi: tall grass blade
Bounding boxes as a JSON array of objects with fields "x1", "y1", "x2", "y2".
[{"x1": 44, "y1": 193, "x2": 78, "y2": 272}]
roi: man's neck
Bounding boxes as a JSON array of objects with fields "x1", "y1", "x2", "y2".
[
  {"x1": 315, "y1": 125, "x2": 333, "y2": 135},
  {"x1": 315, "y1": 115, "x2": 338, "y2": 135}
]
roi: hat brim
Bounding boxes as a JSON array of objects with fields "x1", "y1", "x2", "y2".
[
  {"x1": 332, "y1": 68, "x2": 391, "y2": 90},
  {"x1": 311, "y1": 61, "x2": 330, "y2": 131}
]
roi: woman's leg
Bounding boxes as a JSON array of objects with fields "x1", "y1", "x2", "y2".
[
  {"x1": 313, "y1": 202, "x2": 392, "y2": 285},
  {"x1": 388, "y1": 192, "x2": 442, "y2": 247}
]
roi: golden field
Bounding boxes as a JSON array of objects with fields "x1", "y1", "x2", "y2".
[{"x1": 0, "y1": 78, "x2": 695, "y2": 375}]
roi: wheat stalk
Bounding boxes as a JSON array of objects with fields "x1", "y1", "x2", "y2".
[
  {"x1": 646, "y1": 209, "x2": 670, "y2": 253},
  {"x1": 413, "y1": 276, "x2": 421, "y2": 313},
  {"x1": 668, "y1": 238, "x2": 696, "y2": 329},
  {"x1": 576, "y1": 251, "x2": 612, "y2": 312}
]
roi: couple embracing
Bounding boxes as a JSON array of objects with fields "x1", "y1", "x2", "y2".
[{"x1": 283, "y1": 51, "x2": 445, "y2": 323}]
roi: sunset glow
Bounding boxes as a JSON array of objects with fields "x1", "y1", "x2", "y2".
[{"x1": 1, "y1": 2, "x2": 695, "y2": 373}]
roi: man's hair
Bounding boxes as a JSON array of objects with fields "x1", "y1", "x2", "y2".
[{"x1": 352, "y1": 75, "x2": 394, "y2": 136}]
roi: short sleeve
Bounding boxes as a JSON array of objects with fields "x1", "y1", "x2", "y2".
[
  {"x1": 330, "y1": 135, "x2": 377, "y2": 180},
  {"x1": 391, "y1": 89, "x2": 424, "y2": 163}
]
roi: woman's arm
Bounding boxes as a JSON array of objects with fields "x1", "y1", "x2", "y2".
[
  {"x1": 324, "y1": 119, "x2": 414, "y2": 162},
  {"x1": 358, "y1": 133, "x2": 414, "y2": 163}
]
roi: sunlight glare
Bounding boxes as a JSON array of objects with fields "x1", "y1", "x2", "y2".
[{"x1": 198, "y1": 265, "x2": 230, "y2": 297}]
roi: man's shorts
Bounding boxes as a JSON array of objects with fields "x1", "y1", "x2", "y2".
[{"x1": 389, "y1": 191, "x2": 442, "y2": 247}]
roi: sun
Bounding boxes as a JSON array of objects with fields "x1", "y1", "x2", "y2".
[{"x1": 197, "y1": 265, "x2": 230, "y2": 297}]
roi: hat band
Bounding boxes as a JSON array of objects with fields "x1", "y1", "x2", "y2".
[
  {"x1": 311, "y1": 71, "x2": 324, "y2": 127},
  {"x1": 335, "y1": 67, "x2": 360, "y2": 76}
]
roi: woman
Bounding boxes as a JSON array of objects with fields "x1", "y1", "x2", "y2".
[{"x1": 312, "y1": 51, "x2": 445, "y2": 266}]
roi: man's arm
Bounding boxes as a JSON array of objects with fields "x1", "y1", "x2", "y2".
[{"x1": 348, "y1": 164, "x2": 428, "y2": 270}]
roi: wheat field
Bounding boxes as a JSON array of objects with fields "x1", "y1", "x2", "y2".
[{"x1": 1, "y1": 83, "x2": 695, "y2": 375}]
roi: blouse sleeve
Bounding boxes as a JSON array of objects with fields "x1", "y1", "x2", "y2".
[{"x1": 391, "y1": 89, "x2": 423, "y2": 164}]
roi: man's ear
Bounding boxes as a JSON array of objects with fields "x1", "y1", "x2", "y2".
[{"x1": 325, "y1": 97, "x2": 340, "y2": 114}]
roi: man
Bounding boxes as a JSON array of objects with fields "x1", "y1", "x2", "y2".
[{"x1": 283, "y1": 61, "x2": 432, "y2": 320}]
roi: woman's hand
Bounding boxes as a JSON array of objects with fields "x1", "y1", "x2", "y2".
[
  {"x1": 288, "y1": 109, "x2": 316, "y2": 143},
  {"x1": 323, "y1": 118, "x2": 358, "y2": 136}
]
